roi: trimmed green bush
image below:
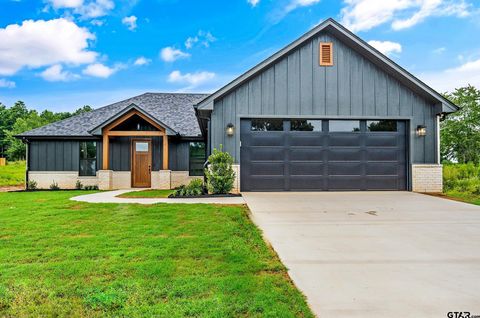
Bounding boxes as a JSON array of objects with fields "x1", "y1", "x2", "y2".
[
  {"x1": 205, "y1": 146, "x2": 235, "y2": 194},
  {"x1": 49, "y1": 181, "x2": 60, "y2": 190},
  {"x1": 443, "y1": 163, "x2": 480, "y2": 194},
  {"x1": 172, "y1": 178, "x2": 204, "y2": 197}
]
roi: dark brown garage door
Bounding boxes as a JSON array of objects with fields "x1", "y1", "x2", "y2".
[{"x1": 240, "y1": 119, "x2": 407, "y2": 191}]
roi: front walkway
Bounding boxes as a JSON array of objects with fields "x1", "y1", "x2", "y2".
[
  {"x1": 243, "y1": 191, "x2": 480, "y2": 318},
  {"x1": 71, "y1": 189, "x2": 245, "y2": 205}
]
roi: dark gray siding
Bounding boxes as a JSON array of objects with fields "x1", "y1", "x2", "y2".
[
  {"x1": 169, "y1": 141, "x2": 190, "y2": 171},
  {"x1": 29, "y1": 140, "x2": 103, "y2": 172},
  {"x1": 211, "y1": 31, "x2": 437, "y2": 164}
]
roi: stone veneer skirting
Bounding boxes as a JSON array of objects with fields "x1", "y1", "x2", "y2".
[
  {"x1": 411, "y1": 164, "x2": 443, "y2": 193},
  {"x1": 29, "y1": 171, "x2": 99, "y2": 189}
]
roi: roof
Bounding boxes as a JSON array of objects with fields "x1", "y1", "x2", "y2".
[
  {"x1": 19, "y1": 92, "x2": 209, "y2": 138},
  {"x1": 195, "y1": 18, "x2": 458, "y2": 114}
]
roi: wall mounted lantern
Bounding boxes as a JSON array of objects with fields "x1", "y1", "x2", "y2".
[
  {"x1": 416, "y1": 125, "x2": 427, "y2": 137},
  {"x1": 226, "y1": 123, "x2": 235, "y2": 136}
]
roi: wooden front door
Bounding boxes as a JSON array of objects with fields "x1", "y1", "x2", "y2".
[{"x1": 132, "y1": 139, "x2": 152, "y2": 188}]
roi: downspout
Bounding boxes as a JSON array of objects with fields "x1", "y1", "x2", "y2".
[
  {"x1": 23, "y1": 137, "x2": 30, "y2": 190},
  {"x1": 436, "y1": 115, "x2": 441, "y2": 164}
]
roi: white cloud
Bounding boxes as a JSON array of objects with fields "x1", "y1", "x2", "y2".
[
  {"x1": 82, "y1": 63, "x2": 120, "y2": 78},
  {"x1": 248, "y1": 0, "x2": 260, "y2": 7},
  {"x1": 433, "y1": 47, "x2": 446, "y2": 54},
  {"x1": 49, "y1": 0, "x2": 84, "y2": 9},
  {"x1": 134, "y1": 56, "x2": 151, "y2": 66},
  {"x1": 168, "y1": 70, "x2": 215, "y2": 88},
  {"x1": 368, "y1": 40, "x2": 402, "y2": 56},
  {"x1": 74, "y1": 0, "x2": 114, "y2": 19},
  {"x1": 160, "y1": 47, "x2": 190, "y2": 62},
  {"x1": 0, "y1": 18, "x2": 97, "y2": 76},
  {"x1": 341, "y1": 0, "x2": 471, "y2": 32},
  {"x1": 90, "y1": 19, "x2": 104, "y2": 26},
  {"x1": 185, "y1": 31, "x2": 216, "y2": 49},
  {"x1": 122, "y1": 15, "x2": 137, "y2": 31},
  {"x1": 285, "y1": 0, "x2": 321, "y2": 13},
  {"x1": 421, "y1": 58, "x2": 480, "y2": 92},
  {"x1": 269, "y1": 0, "x2": 321, "y2": 23},
  {"x1": 0, "y1": 78, "x2": 15, "y2": 88},
  {"x1": 40, "y1": 64, "x2": 79, "y2": 81}
]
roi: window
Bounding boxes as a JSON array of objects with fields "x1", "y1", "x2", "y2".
[
  {"x1": 291, "y1": 120, "x2": 322, "y2": 132},
  {"x1": 251, "y1": 119, "x2": 284, "y2": 131},
  {"x1": 367, "y1": 120, "x2": 397, "y2": 132},
  {"x1": 135, "y1": 142, "x2": 149, "y2": 152},
  {"x1": 79, "y1": 141, "x2": 96, "y2": 176},
  {"x1": 319, "y1": 42, "x2": 333, "y2": 66},
  {"x1": 189, "y1": 142, "x2": 206, "y2": 176},
  {"x1": 329, "y1": 120, "x2": 360, "y2": 132}
]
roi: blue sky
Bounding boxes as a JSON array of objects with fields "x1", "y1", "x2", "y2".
[{"x1": 0, "y1": 0, "x2": 479, "y2": 112}]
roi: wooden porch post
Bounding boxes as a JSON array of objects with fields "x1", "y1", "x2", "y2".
[
  {"x1": 102, "y1": 134, "x2": 109, "y2": 170},
  {"x1": 162, "y1": 135, "x2": 169, "y2": 170}
]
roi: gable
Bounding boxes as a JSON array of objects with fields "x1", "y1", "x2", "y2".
[{"x1": 196, "y1": 18, "x2": 457, "y2": 114}]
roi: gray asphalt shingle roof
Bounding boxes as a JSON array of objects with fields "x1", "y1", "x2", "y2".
[{"x1": 19, "y1": 92, "x2": 209, "y2": 138}]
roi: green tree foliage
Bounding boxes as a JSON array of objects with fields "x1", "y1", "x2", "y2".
[
  {"x1": 441, "y1": 85, "x2": 480, "y2": 164},
  {"x1": 205, "y1": 146, "x2": 235, "y2": 194},
  {"x1": 0, "y1": 101, "x2": 92, "y2": 160}
]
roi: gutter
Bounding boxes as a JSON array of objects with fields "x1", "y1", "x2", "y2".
[{"x1": 21, "y1": 137, "x2": 29, "y2": 190}]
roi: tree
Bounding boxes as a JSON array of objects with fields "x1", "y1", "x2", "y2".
[
  {"x1": 441, "y1": 85, "x2": 480, "y2": 164},
  {"x1": 5, "y1": 111, "x2": 50, "y2": 160}
]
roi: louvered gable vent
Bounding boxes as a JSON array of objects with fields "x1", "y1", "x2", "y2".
[{"x1": 319, "y1": 42, "x2": 333, "y2": 66}]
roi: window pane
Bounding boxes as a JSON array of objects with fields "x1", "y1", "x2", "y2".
[
  {"x1": 80, "y1": 141, "x2": 96, "y2": 160},
  {"x1": 367, "y1": 120, "x2": 397, "y2": 132},
  {"x1": 189, "y1": 142, "x2": 206, "y2": 176},
  {"x1": 251, "y1": 119, "x2": 283, "y2": 131},
  {"x1": 329, "y1": 120, "x2": 360, "y2": 132},
  {"x1": 291, "y1": 120, "x2": 322, "y2": 132},
  {"x1": 135, "y1": 142, "x2": 149, "y2": 152},
  {"x1": 79, "y1": 159, "x2": 96, "y2": 176}
]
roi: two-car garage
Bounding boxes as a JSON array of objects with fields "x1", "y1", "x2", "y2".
[{"x1": 240, "y1": 119, "x2": 407, "y2": 191}]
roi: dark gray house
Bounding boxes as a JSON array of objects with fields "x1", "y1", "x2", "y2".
[{"x1": 19, "y1": 19, "x2": 457, "y2": 192}]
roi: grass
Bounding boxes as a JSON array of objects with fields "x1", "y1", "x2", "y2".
[
  {"x1": 443, "y1": 163, "x2": 480, "y2": 205},
  {"x1": 0, "y1": 161, "x2": 25, "y2": 187},
  {"x1": 117, "y1": 189, "x2": 174, "y2": 198},
  {"x1": 0, "y1": 191, "x2": 313, "y2": 317}
]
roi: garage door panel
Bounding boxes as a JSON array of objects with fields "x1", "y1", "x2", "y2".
[
  {"x1": 249, "y1": 133, "x2": 284, "y2": 146},
  {"x1": 329, "y1": 134, "x2": 362, "y2": 147},
  {"x1": 366, "y1": 134, "x2": 399, "y2": 147},
  {"x1": 328, "y1": 148, "x2": 362, "y2": 161},
  {"x1": 250, "y1": 162, "x2": 284, "y2": 176},
  {"x1": 366, "y1": 176, "x2": 403, "y2": 190},
  {"x1": 249, "y1": 147, "x2": 284, "y2": 161},
  {"x1": 289, "y1": 176, "x2": 325, "y2": 190},
  {"x1": 290, "y1": 162, "x2": 324, "y2": 176},
  {"x1": 328, "y1": 176, "x2": 364, "y2": 190},
  {"x1": 290, "y1": 148, "x2": 324, "y2": 161},
  {"x1": 247, "y1": 176, "x2": 285, "y2": 191},
  {"x1": 328, "y1": 162, "x2": 362, "y2": 176},
  {"x1": 289, "y1": 133, "x2": 325, "y2": 146},
  {"x1": 366, "y1": 162, "x2": 398, "y2": 176},
  {"x1": 366, "y1": 148, "x2": 402, "y2": 161}
]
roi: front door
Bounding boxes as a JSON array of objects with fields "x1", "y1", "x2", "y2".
[{"x1": 132, "y1": 139, "x2": 152, "y2": 188}]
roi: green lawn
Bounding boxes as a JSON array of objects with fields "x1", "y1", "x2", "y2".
[
  {"x1": 0, "y1": 161, "x2": 25, "y2": 187},
  {"x1": 0, "y1": 191, "x2": 313, "y2": 317},
  {"x1": 118, "y1": 189, "x2": 174, "y2": 198}
]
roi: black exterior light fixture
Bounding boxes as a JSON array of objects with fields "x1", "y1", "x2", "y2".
[
  {"x1": 416, "y1": 125, "x2": 426, "y2": 136},
  {"x1": 226, "y1": 123, "x2": 235, "y2": 136}
]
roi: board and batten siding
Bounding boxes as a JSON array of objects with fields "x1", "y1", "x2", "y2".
[
  {"x1": 210, "y1": 31, "x2": 437, "y2": 164},
  {"x1": 29, "y1": 140, "x2": 103, "y2": 172}
]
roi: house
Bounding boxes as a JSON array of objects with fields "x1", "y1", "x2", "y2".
[{"x1": 18, "y1": 18, "x2": 457, "y2": 192}]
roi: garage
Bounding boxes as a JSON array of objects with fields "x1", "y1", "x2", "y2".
[{"x1": 240, "y1": 118, "x2": 407, "y2": 191}]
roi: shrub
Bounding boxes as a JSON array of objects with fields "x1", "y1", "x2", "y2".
[
  {"x1": 443, "y1": 163, "x2": 480, "y2": 195},
  {"x1": 84, "y1": 185, "x2": 99, "y2": 190},
  {"x1": 205, "y1": 146, "x2": 235, "y2": 194},
  {"x1": 75, "y1": 180, "x2": 83, "y2": 190},
  {"x1": 172, "y1": 178, "x2": 204, "y2": 197},
  {"x1": 26, "y1": 180, "x2": 37, "y2": 191},
  {"x1": 49, "y1": 181, "x2": 60, "y2": 190}
]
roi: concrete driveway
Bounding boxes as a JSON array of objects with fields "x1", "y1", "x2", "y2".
[{"x1": 243, "y1": 192, "x2": 480, "y2": 318}]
